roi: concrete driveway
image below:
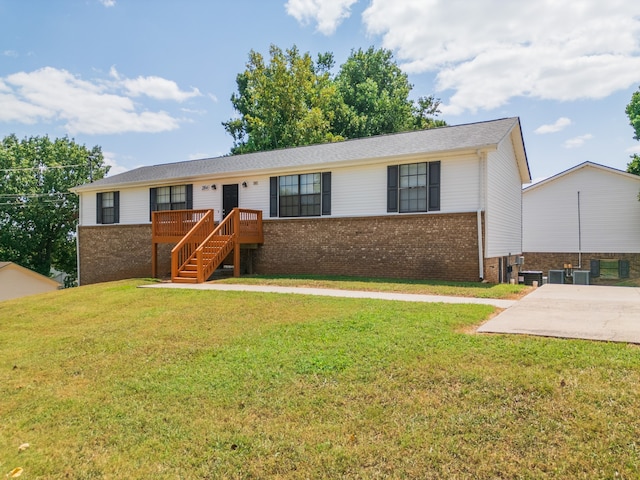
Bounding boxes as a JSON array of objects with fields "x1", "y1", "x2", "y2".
[{"x1": 478, "y1": 284, "x2": 640, "y2": 343}]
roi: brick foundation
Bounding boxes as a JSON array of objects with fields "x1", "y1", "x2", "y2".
[
  {"x1": 254, "y1": 213, "x2": 482, "y2": 282},
  {"x1": 78, "y1": 225, "x2": 174, "y2": 285},
  {"x1": 523, "y1": 252, "x2": 640, "y2": 283},
  {"x1": 78, "y1": 213, "x2": 488, "y2": 285}
]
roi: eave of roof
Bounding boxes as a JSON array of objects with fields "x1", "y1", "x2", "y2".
[
  {"x1": 0, "y1": 262, "x2": 61, "y2": 286},
  {"x1": 73, "y1": 117, "x2": 525, "y2": 193},
  {"x1": 523, "y1": 161, "x2": 640, "y2": 193}
]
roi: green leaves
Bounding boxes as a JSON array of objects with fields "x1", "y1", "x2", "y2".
[
  {"x1": 625, "y1": 87, "x2": 640, "y2": 179},
  {"x1": 0, "y1": 135, "x2": 108, "y2": 280},
  {"x1": 625, "y1": 87, "x2": 640, "y2": 142},
  {"x1": 223, "y1": 45, "x2": 446, "y2": 154}
]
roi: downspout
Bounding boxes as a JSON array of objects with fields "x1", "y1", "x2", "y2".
[
  {"x1": 76, "y1": 224, "x2": 81, "y2": 286},
  {"x1": 577, "y1": 190, "x2": 582, "y2": 269},
  {"x1": 76, "y1": 194, "x2": 82, "y2": 286},
  {"x1": 477, "y1": 150, "x2": 487, "y2": 280},
  {"x1": 477, "y1": 210, "x2": 484, "y2": 280}
]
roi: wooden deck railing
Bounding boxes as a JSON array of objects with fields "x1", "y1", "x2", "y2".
[
  {"x1": 238, "y1": 209, "x2": 263, "y2": 244},
  {"x1": 152, "y1": 209, "x2": 211, "y2": 242}
]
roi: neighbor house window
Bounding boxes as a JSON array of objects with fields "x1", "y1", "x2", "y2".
[
  {"x1": 149, "y1": 185, "x2": 193, "y2": 219},
  {"x1": 269, "y1": 172, "x2": 331, "y2": 218},
  {"x1": 387, "y1": 161, "x2": 440, "y2": 213},
  {"x1": 96, "y1": 191, "x2": 119, "y2": 224}
]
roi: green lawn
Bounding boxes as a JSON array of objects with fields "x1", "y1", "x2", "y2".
[{"x1": 1, "y1": 279, "x2": 639, "y2": 478}]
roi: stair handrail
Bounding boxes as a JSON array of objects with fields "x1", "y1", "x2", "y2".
[
  {"x1": 171, "y1": 210, "x2": 214, "y2": 280},
  {"x1": 195, "y1": 209, "x2": 238, "y2": 282}
]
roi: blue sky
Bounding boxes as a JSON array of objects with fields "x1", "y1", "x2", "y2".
[{"x1": 1, "y1": 0, "x2": 640, "y2": 183}]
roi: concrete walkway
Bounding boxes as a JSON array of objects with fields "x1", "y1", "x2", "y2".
[
  {"x1": 140, "y1": 282, "x2": 517, "y2": 308},
  {"x1": 478, "y1": 284, "x2": 640, "y2": 343}
]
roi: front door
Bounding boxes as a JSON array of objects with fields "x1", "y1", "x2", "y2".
[{"x1": 222, "y1": 184, "x2": 239, "y2": 218}]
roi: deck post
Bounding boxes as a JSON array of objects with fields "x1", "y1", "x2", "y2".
[
  {"x1": 151, "y1": 242, "x2": 157, "y2": 278},
  {"x1": 233, "y1": 209, "x2": 241, "y2": 277}
]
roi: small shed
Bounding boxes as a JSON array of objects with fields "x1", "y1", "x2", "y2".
[{"x1": 0, "y1": 262, "x2": 61, "y2": 302}]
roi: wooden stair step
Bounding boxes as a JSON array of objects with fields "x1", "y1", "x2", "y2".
[{"x1": 172, "y1": 277, "x2": 198, "y2": 284}]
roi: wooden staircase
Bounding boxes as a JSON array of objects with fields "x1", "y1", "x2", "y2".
[
  {"x1": 170, "y1": 208, "x2": 263, "y2": 283},
  {"x1": 173, "y1": 235, "x2": 232, "y2": 282}
]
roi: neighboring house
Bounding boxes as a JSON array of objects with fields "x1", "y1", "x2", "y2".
[
  {"x1": 72, "y1": 117, "x2": 531, "y2": 285},
  {"x1": 0, "y1": 262, "x2": 61, "y2": 302},
  {"x1": 523, "y1": 161, "x2": 640, "y2": 280}
]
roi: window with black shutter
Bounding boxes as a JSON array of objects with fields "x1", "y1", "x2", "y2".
[
  {"x1": 387, "y1": 161, "x2": 440, "y2": 213},
  {"x1": 149, "y1": 184, "x2": 193, "y2": 219},
  {"x1": 269, "y1": 173, "x2": 330, "y2": 217},
  {"x1": 96, "y1": 191, "x2": 119, "y2": 224}
]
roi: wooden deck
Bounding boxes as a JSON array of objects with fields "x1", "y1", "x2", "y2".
[{"x1": 151, "y1": 208, "x2": 263, "y2": 282}]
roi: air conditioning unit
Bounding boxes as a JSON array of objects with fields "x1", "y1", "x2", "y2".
[
  {"x1": 573, "y1": 270, "x2": 590, "y2": 285},
  {"x1": 548, "y1": 270, "x2": 564, "y2": 284},
  {"x1": 514, "y1": 256, "x2": 525, "y2": 265}
]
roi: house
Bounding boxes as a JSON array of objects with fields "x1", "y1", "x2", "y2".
[
  {"x1": 72, "y1": 117, "x2": 531, "y2": 285},
  {"x1": 523, "y1": 161, "x2": 640, "y2": 280},
  {"x1": 0, "y1": 262, "x2": 61, "y2": 302}
]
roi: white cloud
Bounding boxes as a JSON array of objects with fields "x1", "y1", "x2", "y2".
[
  {"x1": 102, "y1": 151, "x2": 128, "y2": 176},
  {"x1": 564, "y1": 134, "x2": 593, "y2": 149},
  {"x1": 188, "y1": 152, "x2": 212, "y2": 160},
  {"x1": 0, "y1": 67, "x2": 202, "y2": 135},
  {"x1": 535, "y1": 117, "x2": 572, "y2": 134},
  {"x1": 121, "y1": 74, "x2": 201, "y2": 101},
  {"x1": 362, "y1": 0, "x2": 640, "y2": 114},
  {"x1": 285, "y1": 0, "x2": 358, "y2": 35},
  {"x1": 626, "y1": 145, "x2": 640, "y2": 154},
  {"x1": 99, "y1": 0, "x2": 116, "y2": 7},
  {"x1": 3, "y1": 50, "x2": 18, "y2": 57}
]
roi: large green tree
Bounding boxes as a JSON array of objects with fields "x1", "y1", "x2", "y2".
[
  {"x1": 224, "y1": 45, "x2": 445, "y2": 154},
  {"x1": 626, "y1": 86, "x2": 640, "y2": 176},
  {"x1": 223, "y1": 45, "x2": 345, "y2": 154},
  {"x1": 0, "y1": 135, "x2": 108, "y2": 283},
  {"x1": 335, "y1": 47, "x2": 444, "y2": 138}
]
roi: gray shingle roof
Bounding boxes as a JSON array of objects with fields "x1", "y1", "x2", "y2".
[{"x1": 74, "y1": 117, "x2": 523, "y2": 191}]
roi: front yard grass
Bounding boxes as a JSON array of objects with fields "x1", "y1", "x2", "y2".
[
  {"x1": 1, "y1": 279, "x2": 639, "y2": 478},
  {"x1": 214, "y1": 274, "x2": 531, "y2": 299}
]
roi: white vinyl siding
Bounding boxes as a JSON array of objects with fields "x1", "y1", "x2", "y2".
[
  {"x1": 440, "y1": 156, "x2": 481, "y2": 213},
  {"x1": 524, "y1": 165, "x2": 640, "y2": 253},
  {"x1": 120, "y1": 189, "x2": 150, "y2": 224},
  {"x1": 80, "y1": 192, "x2": 97, "y2": 226},
  {"x1": 332, "y1": 164, "x2": 386, "y2": 216},
  {"x1": 193, "y1": 177, "x2": 270, "y2": 223},
  {"x1": 78, "y1": 154, "x2": 495, "y2": 224},
  {"x1": 485, "y1": 137, "x2": 524, "y2": 258},
  {"x1": 81, "y1": 188, "x2": 148, "y2": 226}
]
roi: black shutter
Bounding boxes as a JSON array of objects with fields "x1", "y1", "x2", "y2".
[
  {"x1": 149, "y1": 187, "x2": 157, "y2": 221},
  {"x1": 113, "y1": 191, "x2": 120, "y2": 224},
  {"x1": 428, "y1": 161, "x2": 441, "y2": 211},
  {"x1": 387, "y1": 165, "x2": 398, "y2": 212},
  {"x1": 269, "y1": 176, "x2": 278, "y2": 217},
  {"x1": 96, "y1": 192, "x2": 103, "y2": 224},
  {"x1": 321, "y1": 172, "x2": 331, "y2": 216},
  {"x1": 186, "y1": 184, "x2": 193, "y2": 209},
  {"x1": 590, "y1": 259, "x2": 600, "y2": 278},
  {"x1": 619, "y1": 260, "x2": 630, "y2": 279}
]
